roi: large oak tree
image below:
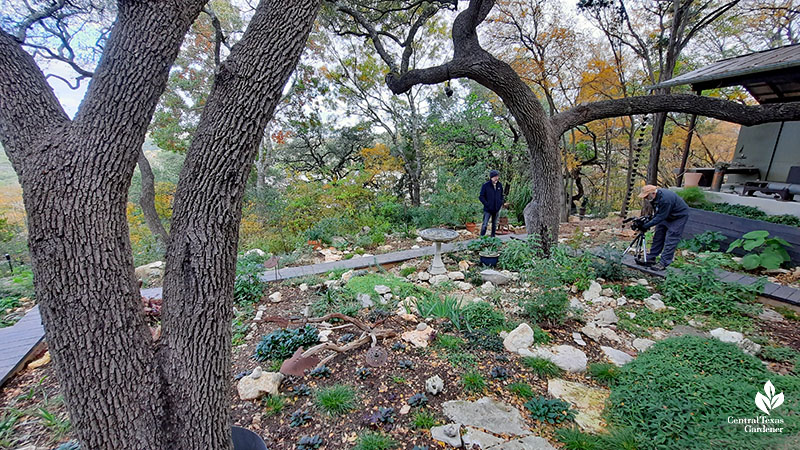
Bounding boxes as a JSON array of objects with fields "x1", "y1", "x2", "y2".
[{"x1": 0, "y1": 0, "x2": 319, "y2": 448}]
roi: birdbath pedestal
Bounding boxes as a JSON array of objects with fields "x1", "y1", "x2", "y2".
[{"x1": 419, "y1": 228, "x2": 459, "y2": 275}]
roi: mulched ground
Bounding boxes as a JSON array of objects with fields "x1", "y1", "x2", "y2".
[{"x1": 4, "y1": 217, "x2": 800, "y2": 449}]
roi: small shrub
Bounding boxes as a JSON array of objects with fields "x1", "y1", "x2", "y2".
[
  {"x1": 467, "y1": 235, "x2": 503, "y2": 253},
  {"x1": 461, "y1": 302, "x2": 507, "y2": 330},
  {"x1": 411, "y1": 409, "x2": 437, "y2": 429},
  {"x1": 289, "y1": 410, "x2": 313, "y2": 427},
  {"x1": 292, "y1": 384, "x2": 311, "y2": 397},
  {"x1": 233, "y1": 274, "x2": 265, "y2": 305},
  {"x1": 521, "y1": 290, "x2": 569, "y2": 326},
  {"x1": 254, "y1": 325, "x2": 319, "y2": 361},
  {"x1": 390, "y1": 375, "x2": 407, "y2": 384},
  {"x1": 262, "y1": 395, "x2": 285, "y2": 416},
  {"x1": 676, "y1": 186, "x2": 707, "y2": 207},
  {"x1": 532, "y1": 325, "x2": 552, "y2": 344},
  {"x1": 416, "y1": 295, "x2": 469, "y2": 330},
  {"x1": 314, "y1": 384, "x2": 358, "y2": 416},
  {"x1": 463, "y1": 329, "x2": 505, "y2": 352},
  {"x1": 461, "y1": 370, "x2": 486, "y2": 394},
  {"x1": 352, "y1": 431, "x2": 398, "y2": 450},
  {"x1": 397, "y1": 359, "x2": 414, "y2": 370},
  {"x1": 408, "y1": 393, "x2": 428, "y2": 407},
  {"x1": 498, "y1": 238, "x2": 540, "y2": 271},
  {"x1": 524, "y1": 396, "x2": 576, "y2": 424},
  {"x1": 587, "y1": 362, "x2": 619, "y2": 384},
  {"x1": 591, "y1": 247, "x2": 626, "y2": 281},
  {"x1": 623, "y1": 284, "x2": 649, "y2": 301},
  {"x1": 507, "y1": 382, "x2": 535, "y2": 400},
  {"x1": 296, "y1": 435, "x2": 324, "y2": 450},
  {"x1": 522, "y1": 357, "x2": 562, "y2": 378}
]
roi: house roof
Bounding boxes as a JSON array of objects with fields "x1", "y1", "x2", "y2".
[{"x1": 650, "y1": 44, "x2": 800, "y2": 104}]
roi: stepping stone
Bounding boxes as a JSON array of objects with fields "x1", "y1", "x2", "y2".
[
  {"x1": 523, "y1": 345, "x2": 587, "y2": 373},
  {"x1": 463, "y1": 427, "x2": 505, "y2": 449},
  {"x1": 481, "y1": 269, "x2": 510, "y2": 285},
  {"x1": 485, "y1": 436, "x2": 556, "y2": 450},
  {"x1": 431, "y1": 423, "x2": 462, "y2": 447},
  {"x1": 632, "y1": 338, "x2": 655, "y2": 353},
  {"x1": 582, "y1": 280, "x2": 602, "y2": 301},
  {"x1": 547, "y1": 378, "x2": 609, "y2": 433},
  {"x1": 667, "y1": 325, "x2": 708, "y2": 338},
  {"x1": 442, "y1": 397, "x2": 531, "y2": 437}
]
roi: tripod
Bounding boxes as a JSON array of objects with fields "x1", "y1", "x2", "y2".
[{"x1": 623, "y1": 231, "x2": 650, "y2": 265}]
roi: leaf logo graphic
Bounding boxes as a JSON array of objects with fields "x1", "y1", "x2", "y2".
[{"x1": 755, "y1": 380, "x2": 784, "y2": 415}]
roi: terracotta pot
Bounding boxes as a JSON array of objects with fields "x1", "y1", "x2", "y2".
[
  {"x1": 498, "y1": 217, "x2": 509, "y2": 227},
  {"x1": 683, "y1": 172, "x2": 703, "y2": 187},
  {"x1": 465, "y1": 222, "x2": 478, "y2": 233},
  {"x1": 307, "y1": 240, "x2": 322, "y2": 249}
]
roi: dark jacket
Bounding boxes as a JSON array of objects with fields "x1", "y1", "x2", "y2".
[
  {"x1": 643, "y1": 188, "x2": 690, "y2": 229},
  {"x1": 479, "y1": 180, "x2": 504, "y2": 213}
]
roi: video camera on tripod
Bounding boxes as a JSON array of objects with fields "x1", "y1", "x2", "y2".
[
  {"x1": 622, "y1": 214, "x2": 652, "y2": 233},
  {"x1": 622, "y1": 214, "x2": 653, "y2": 265}
]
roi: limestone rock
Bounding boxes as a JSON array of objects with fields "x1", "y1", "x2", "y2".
[
  {"x1": 237, "y1": 370, "x2": 283, "y2": 400},
  {"x1": 426, "y1": 375, "x2": 444, "y2": 395},
  {"x1": 459, "y1": 260, "x2": 471, "y2": 272},
  {"x1": 442, "y1": 397, "x2": 531, "y2": 436},
  {"x1": 569, "y1": 298, "x2": 585, "y2": 310},
  {"x1": 710, "y1": 328, "x2": 761, "y2": 355},
  {"x1": 463, "y1": 427, "x2": 504, "y2": 449},
  {"x1": 417, "y1": 271, "x2": 431, "y2": 281},
  {"x1": 529, "y1": 345, "x2": 587, "y2": 373},
  {"x1": 244, "y1": 249, "x2": 266, "y2": 258},
  {"x1": 481, "y1": 269, "x2": 510, "y2": 285},
  {"x1": 503, "y1": 323, "x2": 534, "y2": 354},
  {"x1": 581, "y1": 324, "x2": 622, "y2": 344},
  {"x1": 134, "y1": 261, "x2": 165, "y2": 285},
  {"x1": 448, "y1": 271, "x2": 466, "y2": 281},
  {"x1": 601, "y1": 346, "x2": 633, "y2": 366},
  {"x1": 758, "y1": 308, "x2": 785, "y2": 323},
  {"x1": 548, "y1": 378, "x2": 609, "y2": 433},
  {"x1": 644, "y1": 294, "x2": 666, "y2": 312},
  {"x1": 481, "y1": 281, "x2": 496, "y2": 294},
  {"x1": 341, "y1": 270, "x2": 355, "y2": 282},
  {"x1": 582, "y1": 280, "x2": 602, "y2": 301},
  {"x1": 268, "y1": 291, "x2": 282, "y2": 303},
  {"x1": 374, "y1": 285, "x2": 391, "y2": 295},
  {"x1": 431, "y1": 423, "x2": 463, "y2": 447},
  {"x1": 402, "y1": 325, "x2": 436, "y2": 348},
  {"x1": 455, "y1": 281, "x2": 473, "y2": 291},
  {"x1": 28, "y1": 351, "x2": 51, "y2": 369},
  {"x1": 592, "y1": 309, "x2": 618, "y2": 327},
  {"x1": 632, "y1": 338, "x2": 656, "y2": 353},
  {"x1": 358, "y1": 293, "x2": 374, "y2": 308},
  {"x1": 299, "y1": 283, "x2": 309, "y2": 292},
  {"x1": 572, "y1": 332, "x2": 586, "y2": 347}
]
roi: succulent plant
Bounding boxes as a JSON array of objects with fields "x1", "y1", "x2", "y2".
[
  {"x1": 490, "y1": 366, "x2": 508, "y2": 380},
  {"x1": 408, "y1": 393, "x2": 428, "y2": 407},
  {"x1": 290, "y1": 409, "x2": 313, "y2": 428},
  {"x1": 293, "y1": 383, "x2": 311, "y2": 396},
  {"x1": 356, "y1": 367, "x2": 371, "y2": 379},
  {"x1": 397, "y1": 359, "x2": 414, "y2": 370},
  {"x1": 309, "y1": 365, "x2": 331, "y2": 378},
  {"x1": 367, "y1": 308, "x2": 392, "y2": 323},
  {"x1": 55, "y1": 442, "x2": 80, "y2": 450},
  {"x1": 296, "y1": 435, "x2": 324, "y2": 450},
  {"x1": 365, "y1": 407, "x2": 396, "y2": 427},
  {"x1": 338, "y1": 333, "x2": 356, "y2": 343},
  {"x1": 411, "y1": 446, "x2": 429, "y2": 450},
  {"x1": 392, "y1": 341, "x2": 407, "y2": 351}
]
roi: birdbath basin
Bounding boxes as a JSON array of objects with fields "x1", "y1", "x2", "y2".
[{"x1": 419, "y1": 228, "x2": 459, "y2": 275}]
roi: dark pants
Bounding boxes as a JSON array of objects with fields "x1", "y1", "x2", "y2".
[
  {"x1": 647, "y1": 215, "x2": 688, "y2": 266},
  {"x1": 481, "y1": 210, "x2": 498, "y2": 237}
]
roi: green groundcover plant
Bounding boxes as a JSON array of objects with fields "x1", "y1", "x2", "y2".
[{"x1": 607, "y1": 336, "x2": 800, "y2": 450}]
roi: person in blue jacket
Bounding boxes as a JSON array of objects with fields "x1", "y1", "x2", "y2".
[
  {"x1": 636, "y1": 184, "x2": 690, "y2": 271},
  {"x1": 479, "y1": 170, "x2": 504, "y2": 237}
]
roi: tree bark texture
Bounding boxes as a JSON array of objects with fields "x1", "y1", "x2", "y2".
[
  {"x1": 138, "y1": 149, "x2": 170, "y2": 248},
  {"x1": 159, "y1": 0, "x2": 319, "y2": 448},
  {"x1": 0, "y1": 0, "x2": 319, "y2": 448},
  {"x1": 0, "y1": 0, "x2": 208, "y2": 447}
]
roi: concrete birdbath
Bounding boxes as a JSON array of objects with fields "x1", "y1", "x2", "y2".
[{"x1": 419, "y1": 228, "x2": 459, "y2": 275}]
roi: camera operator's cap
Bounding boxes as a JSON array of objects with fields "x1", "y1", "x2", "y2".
[
  {"x1": 489, "y1": 170, "x2": 499, "y2": 178},
  {"x1": 638, "y1": 184, "x2": 658, "y2": 198}
]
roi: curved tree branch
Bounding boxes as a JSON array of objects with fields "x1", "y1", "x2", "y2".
[{"x1": 551, "y1": 94, "x2": 800, "y2": 137}]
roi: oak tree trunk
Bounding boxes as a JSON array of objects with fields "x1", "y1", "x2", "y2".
[{"x1": 139, "y1": 149, "x2": 170, "y2": 248}]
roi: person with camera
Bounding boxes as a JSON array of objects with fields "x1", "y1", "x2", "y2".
[{"x1": 634, "y1": 184, "x2": 690, "y2": 271}]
